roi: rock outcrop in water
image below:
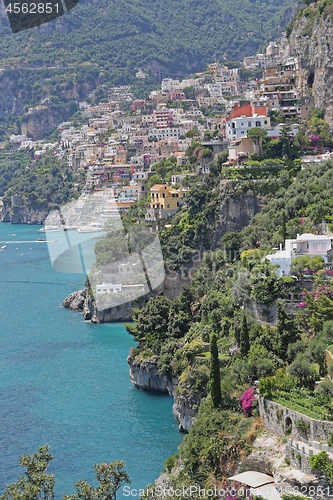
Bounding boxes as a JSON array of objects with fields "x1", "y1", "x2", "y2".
[{"x1": 63, "y1": 288, "x2": 136, "y2": 322}]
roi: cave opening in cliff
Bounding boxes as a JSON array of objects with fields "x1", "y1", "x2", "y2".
[{"x1": 307, "y1": 72, "x2": 314, "y2": 90}]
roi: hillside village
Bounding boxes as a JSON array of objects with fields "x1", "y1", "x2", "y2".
[{"x1": 3, "y1": 31, "x2": 333, "y2": 261}]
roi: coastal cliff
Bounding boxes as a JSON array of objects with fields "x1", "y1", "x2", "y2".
[
  {"x1": 289, "y1": 4, "x2": 333, "y2": 128},
  {"x1": 0, "y1": 202, "x2": 48, "y2": 224},
  {"x1": 63, "y1": 289, "x2": 136, "y2": 322},
  {"x1": 63, "y1": 273, "x2": 195, "y2": 322},
  {"x1": 127, "y1": 353, "x2": 200, "y2": 432}
]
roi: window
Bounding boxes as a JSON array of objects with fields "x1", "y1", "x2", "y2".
[
  {"x1": 167, "y1": 204, "x2": 170, "y2": 208},
  {"x1": 255, "y1": 121, "x2": 261, "y2": 127},
  {"x1": 264, "y1": 120, "x2": 267, "y2": 124},
  {"x1": 248, "y1": 121, "x2": 251, "y2": 127}
]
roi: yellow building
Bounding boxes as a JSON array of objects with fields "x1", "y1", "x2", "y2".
[
  {"x1": 146, "y1": 184, "x2": 187, "y2": 220},
  {"x1": 114, "y1": 151, "x2": 127, "y2": 164}
]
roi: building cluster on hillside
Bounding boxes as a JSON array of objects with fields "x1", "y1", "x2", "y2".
[
  {"x1": 6, "y1": 34, "x2": 328, "y2": 224},
  {"x1": 243, "y1": 33, "x2": 289, "y2": 69}
]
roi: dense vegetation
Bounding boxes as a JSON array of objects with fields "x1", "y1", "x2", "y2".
[
  {"x1": 286, "y1": 0, "x2": 333, "y2": 39},
  {"x1": 239, "y1": 159, "x2": 333, "y2": 249},
  {"x1": 125, "y1": 229, "x2": 333, "y2": 486},
  {"x1": 0, "y1": 0, "x2": 297, "y2": 72},
  {"x1": 0, "y1": 149, "x2": 82, "y2": 210}
]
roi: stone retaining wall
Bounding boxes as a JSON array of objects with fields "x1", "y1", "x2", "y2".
[
  {"x1": 285, "y1": 439, "x2": 314, "y2": 475},
  {"x1": 259, "y1": 397, "x2": 333, "y2": 442},
  {"x1": 286, "y1": 439, "x2": 318, "y2": 476}
]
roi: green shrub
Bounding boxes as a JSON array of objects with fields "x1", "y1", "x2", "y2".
[
  {"x1": 296, "y1": 418, "x2": 310, "y2": 436},
  {"x1": 328, "y1": 432, "x2": 333, "y2": 447},
  {"x1": 285, "y1": 421, "x2": 292, "y2": 435},
  {"x1": 310, "y1": 451, "x2": 333, "y2": 484},
  {"x1": 259, "y1": 377, "x2": 275, "y2": 397},
  {"x1": 276, "y1": 408, "x2": 283, "y2": 420},
  {"x1": 164, "y1": 453, "x2": 179, "y2": 473}
]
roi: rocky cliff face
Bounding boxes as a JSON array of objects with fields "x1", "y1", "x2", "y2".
[
  {"x1": 0, "y1": 201, "x2": 48, "y2": 224},
  {"x1": 62, "y1": 272, "x2": 194, "y2": 322},
  {"x1": 21, "y1": 107, "x2": 68, "y2": 140},
  {"x1": 213, "y1": 192, "x2": 263, "y2": 249},
  {"x1": 127, "y1": 355, "x2": 170, "y2": 392},
  {"x1": 63, "y1": 289, "x2": 136, "y2": 322},
  {"x1": 0, "y1": 74, "x2": 25, "y2": 116},
  {"x1": 127, "y1": 353, "x2": 200, "y2": 432},
  {"x1": 289, "y1": 10, "x2": 333, "y2": 128}
]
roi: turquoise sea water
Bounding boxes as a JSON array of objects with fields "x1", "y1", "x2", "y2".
[{"x1": 0, "y1": 223, "x2": 182, "y2": 497}]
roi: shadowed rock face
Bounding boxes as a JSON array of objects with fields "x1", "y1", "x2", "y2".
[
  {"x1": 289, "y1": 15, "x2": 333, "y2": 129},
  {"x1": 213, "y1": 194, "x2": 262, "y2": 249}
]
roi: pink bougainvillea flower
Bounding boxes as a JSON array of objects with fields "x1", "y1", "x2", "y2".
[{"x1": 239, "y1": 387, "x2": 255, "y2": 416}]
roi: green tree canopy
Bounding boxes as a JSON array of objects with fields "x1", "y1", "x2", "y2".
[{"x1": 0, "y1": 445, "x2": 54, "y2": 500}]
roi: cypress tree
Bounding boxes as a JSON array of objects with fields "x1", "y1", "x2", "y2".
[
  {"x1": 209, "y1": 333, "x2": 222, "y2": 408},
  {"x1": 240, "y1": 315, "x2": 250, "y2": 357},
  {"x1": 281, "y1": 211, "x2": 286, "y2": 248}
]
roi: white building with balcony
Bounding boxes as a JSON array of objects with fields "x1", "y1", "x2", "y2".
[
  {"x1": 161, "y1": 78, "x2": 180, "y2": 92},
  {"x1": 226, "y1": 114, "x2": 270, "y2": 140},
  {"x1": 266, "y1": 233, "x2": 333, "y2": 276}
]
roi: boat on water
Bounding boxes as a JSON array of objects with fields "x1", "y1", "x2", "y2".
[
  {"x1": 39, "y1": 225, "x2": 60, "y2": 233},
  {"x1": 37, "y1": 238, "x2": 45, "y2": 241},
  {"x1": 77, "y1": 223, "x2": 104, "y2": 234}
]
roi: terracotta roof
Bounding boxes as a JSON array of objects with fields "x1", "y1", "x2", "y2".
[{"x1": 150, "y1": 184, "x2": 169, "y2": 190}]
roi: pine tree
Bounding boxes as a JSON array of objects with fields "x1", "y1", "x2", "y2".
[
  {"x1": 276, "y1": 302, "x2": 299, "y2": 358},
  {"x1": 281, "y1": 210, "x2": 286, "y2": 248},
  {"x1": 240, "y1": 315, "x2": 250, "y2": 357},
  {"x1": 209, "y1": 333, "x2": 222, "y2": 408}
]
